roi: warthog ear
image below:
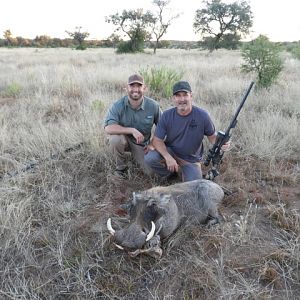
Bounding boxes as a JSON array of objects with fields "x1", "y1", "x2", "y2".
[
  {"x1": 146, "y1": 195, "x2": 169, "y2": 217},
  {"x1": 119, "y1": 203, "x2": 132, "y2": 213},
  {"x1": 132, "y1": 192, "x2": 144, "y2": 205},
  {"x1": 160, "y1": 194, "x2": 172, "y2": 204}
]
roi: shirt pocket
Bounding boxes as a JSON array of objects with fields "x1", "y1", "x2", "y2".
[{"x1": 141, "y1": 115, "x2": 154, "y2": 133}]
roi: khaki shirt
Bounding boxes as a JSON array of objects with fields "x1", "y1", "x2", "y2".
[{"x1": 104, "y1": 96, "x2": 161, "y2": 146}]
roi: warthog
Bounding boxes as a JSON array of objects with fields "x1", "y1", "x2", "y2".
[{"x1": 107, "y1": 179, "x2": 224, "y2": 258}]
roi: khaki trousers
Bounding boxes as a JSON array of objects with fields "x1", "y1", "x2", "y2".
[{"x1": 107, "y1": 134, "x2": 153, "y2": 175}]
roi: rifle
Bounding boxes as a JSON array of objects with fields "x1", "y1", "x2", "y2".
[{"x1": 204, "y1": 81, "x2": 255, "y2": 180}]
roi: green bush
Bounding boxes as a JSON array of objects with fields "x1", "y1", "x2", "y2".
[
  {"x1": 241, "y1": 35, "x2": 283, "y2": 89},
  {"x1": 116, "y1": 41, "x2": 134, "y2": 53},
  {"x1": 291, "y1": 45, "x2": 300, "y2": 60},
  {"x1": 139, "y1": 66, "x2": 184, "y2": 99},
  {"x1": 91, "y1": 99, "x2": 105, "y2": 113},
  {"x1": 75, "y1": 43, "x2": 87, "y2": 50},
  {"x1": 3, "y1": 82, "x2": 23, "y2": 98},
  {"x1": 116, "y1": 39, "x2": 144, "y2": 54}
]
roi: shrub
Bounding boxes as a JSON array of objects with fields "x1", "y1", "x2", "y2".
[
  {"x1": 116, "y1": 41, "x2": 133, "y2": 54},
  {"x1": 116, "y1": 39, "x2": 144, "y2": 54},
  {"x1": 241, "y1": 35, "x2": 283, "y2": 89},
  {"x1": 139, "y1": 66, "x2": 184, "y2": 99},
  {"x1": 3, "y1": 82, "x2": 23, "y2": 98},
  {"x1": 291, "y1": 44, "x2": 300, "y2": 60},
  {"x1": 75, "y1": 43, "x2": 87, "y2": 50},
  {"x1": 91, "y1": 100, "x2": 105, "y2": 113}
]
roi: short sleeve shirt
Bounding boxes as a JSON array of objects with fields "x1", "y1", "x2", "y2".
[
  {"x1": 155, "y1": 106, "x2": 215, "y2": 162},
  {"x1": 104, "y1": 96, "x2": 161, "y2": 146}
]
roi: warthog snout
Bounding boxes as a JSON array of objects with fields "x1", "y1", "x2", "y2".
[{"x1": 107, "y1": 218, "x2": 155, "y2": 250}]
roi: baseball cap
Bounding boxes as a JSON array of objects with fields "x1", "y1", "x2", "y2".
[
  {"x1": 173, "y1": 81, "x2": 192, "y2": 95},
  {"x1": 128, "y1": 74, "x2": 144, "y2": 85}
]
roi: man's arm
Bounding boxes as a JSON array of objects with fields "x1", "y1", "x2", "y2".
[
  {"x1": 142, "y1": 104, "x2": 162, "y2": 153},
  {"x1": 207, "y1": 132, "x2": 218, "y2": 144},
  {"x1": 104, "y1": 100, "x2": 145, "y2": 143},
  {"x1": 152, "y1": 136, "x2": 179, "y2": 173},
  {"x1": 105, "y1": 124, "x2": 145, "y2": 144},
  {"x1": 105, "y1": 124, "x2": 134, "y2": 135},
  {"x1": 207, "y1": 132, "x2": 230, "y2": 151}
]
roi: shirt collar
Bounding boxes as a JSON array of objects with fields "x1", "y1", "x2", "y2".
[{"x1": 125, "y1": 96, "x2": 145, "y2": 110}]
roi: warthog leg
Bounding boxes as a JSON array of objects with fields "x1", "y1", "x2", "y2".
[
  {"x1": 128, "y1": 246, "x2": 163, "y2": 259},
  {"x1": 128, "y1": 235, "x2": 162, "y2": 258}
]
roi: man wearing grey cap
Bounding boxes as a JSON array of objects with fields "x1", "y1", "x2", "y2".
[
  {"x1": 145, "y1": 80, "x2": 230, "y2": 182},
  {"x1": 104, "y1": 74, "x2": 161, "y2": 177}
]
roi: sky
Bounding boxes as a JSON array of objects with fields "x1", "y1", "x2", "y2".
[{"x1": 1, "y1": 0, "x2": 299, "y2": 42}]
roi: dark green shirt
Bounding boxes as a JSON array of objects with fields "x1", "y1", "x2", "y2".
[{"x1": 104, "y1": 96, "x2": 161, "y2": 146}]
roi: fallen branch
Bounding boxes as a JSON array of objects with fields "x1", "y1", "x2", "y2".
[{"x1": 0, "y1": 142, "x2": 84, "y2": 181}]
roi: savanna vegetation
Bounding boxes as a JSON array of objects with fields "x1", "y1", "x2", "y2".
[{"x1": 0, "y1": 47, "x2": 299, "y2": 299}]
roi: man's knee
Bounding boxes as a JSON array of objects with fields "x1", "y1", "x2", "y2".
[
  {"x1": 107, "y1": 135, "x2": 126, "y2": 148},
  {"x1": 182, "y1": 163, "x2": 202, "y2": 182},
  {"x1": 144, "y1": 150, "x2": 160, "y2": 166}
]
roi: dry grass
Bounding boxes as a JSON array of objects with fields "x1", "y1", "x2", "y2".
[{"x1": 0, "y1": 47, "x2": 299, "y2": 299}]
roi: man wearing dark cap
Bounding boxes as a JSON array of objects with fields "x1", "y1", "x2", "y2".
[
  {"x1": 145, "y1": 80, "x2": 229, "y2": 182},
  {"x1": 104, "y1": 74, "x2": 161, "y2": 177}
]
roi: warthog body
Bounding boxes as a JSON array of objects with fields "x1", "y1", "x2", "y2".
[{"x1": 107, "y1": 179, "x2": 224, "y2": 257}]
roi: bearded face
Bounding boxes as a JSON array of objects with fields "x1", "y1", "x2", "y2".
[{"x1": 127, "y1": 83, "x2": 145, "y2": 101}]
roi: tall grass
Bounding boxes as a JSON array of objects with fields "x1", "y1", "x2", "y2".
[{"x1": 0, "y1": 48, "x2": 299, "y2": 299}]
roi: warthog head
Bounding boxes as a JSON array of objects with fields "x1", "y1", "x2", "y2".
[
  {"x1": 107, "y1": 192, "x2": 165, "y2": 258},
  {"x1": 107, "y1": 179, "x2": 224, "y2": 258}
]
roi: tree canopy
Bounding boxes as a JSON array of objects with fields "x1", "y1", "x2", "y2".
[
  {"x1": 66, "y1": 26, "x2": 90, "y2": 50},
  {"x1": 193, "y1": 0, "x2": 253, "y2": 51},
  {"x1": 242, "y1": 35, "x2": 283, "y2": 88},
  {"x1": 105, "y1": 9, "x2": 155, "y2": 53}
]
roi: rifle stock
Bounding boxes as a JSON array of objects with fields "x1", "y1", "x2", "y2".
[{"x1": 204, "y1": 81, "x2": 255, "y2": 180}]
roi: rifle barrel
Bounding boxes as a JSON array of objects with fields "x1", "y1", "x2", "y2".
[{"x1": 225, "y1": 81, "x2": 255, "y2": 136}]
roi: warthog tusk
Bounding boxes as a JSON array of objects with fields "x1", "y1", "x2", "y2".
[
  {"x1": 155, "y1": 224, "x2": 162, "y2": 235},
  {"x1": 107, "y1": 218, "x2": 115, "y2": 235},
  {"x1": 146, "y1": 221, "x2": 155, "y2": 241},
  {"x1": 114, "y1": 243, "x2": 124, "y2": 250}
]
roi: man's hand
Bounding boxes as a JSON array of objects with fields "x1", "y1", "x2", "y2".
[
  {"x1": 144, "y1": 144, "x2": 155, "y2": 154},
  {"x1": 221, "y1": 140, "x2": 231, "y2": 152},
  {"x1": 164, "y1": 155, "x2": 179, "y2": 173},
  {"x1": 131, "y1": 128, "x2": 145, "y2": 144}
]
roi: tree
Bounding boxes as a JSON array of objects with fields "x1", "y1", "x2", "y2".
[
  {"x1": 3, "y1": 29, "x2": 12, "y2": 40},
  {"x1": 16, "y1": 36, "x2": 31, "y2": 47},
  {"x1": 66, "y1": 26, "x2": 90, "y2": 50},
  {"x1": 193, "y1": 0, "x2": 253, "y2": 52},
  {"x1": 3, "y1": 29, "x2": 17, "y2": 47},
  {"x1": 241, "y1": 35, "x2": 283, "y2": 89},
  {"x1": 106, "y1": 9, "x2": 155, "y2": 53},
  {"x1": 150, "y1": 0, "x2": 180, "y2": 54},
  {"x1": 107, "y1": 33, "x2": 122, "y2": 49},
  {"x1": 33, "y1": 35, "x2": 51, "y2": 47}
]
